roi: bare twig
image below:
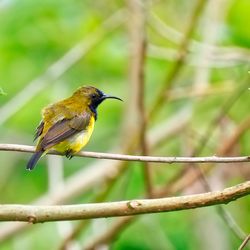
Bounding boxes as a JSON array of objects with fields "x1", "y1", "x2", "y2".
[
  {"x1": 216, "y1": 205, "x2": 246, "y2": 240},
  {"x1": 1, "y1": 143, "x2": 250, "y2": 164},
  {"x1": 239, "y1": 235, "x2": 250, "y2": 250},
  {"x1": 0, "y1": 181, "x2": 249, "y2": 222}
]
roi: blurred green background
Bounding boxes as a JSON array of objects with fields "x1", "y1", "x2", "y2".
[{"x1": 0, "y1": 0, "x2": 250, "y2": 249}]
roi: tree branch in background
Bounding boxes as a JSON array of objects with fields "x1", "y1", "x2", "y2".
[
  {"x1": 127, "y1": 0, "x2": 153, "y2": 197},
  {"x1": 149, "y1": 0, "x2": 207, "y2": 117},
  {"x1": 0, "y1": 181, "x2": 249, "y2": 222}
]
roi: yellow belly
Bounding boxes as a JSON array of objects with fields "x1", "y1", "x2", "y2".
[{"x1": 53, "y1": 117, "x2": 95, "y2": 154}]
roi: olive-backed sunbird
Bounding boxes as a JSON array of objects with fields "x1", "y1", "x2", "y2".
[{"x1": 26, "y1": 86, "x2": 122, "y2": 170}]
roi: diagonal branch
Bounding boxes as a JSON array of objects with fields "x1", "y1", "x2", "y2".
[
  {"x1": 0, "y1": 181, "x2": 249, "y2": 222},
  {"x1": 149, "y1": 0, "x2": 207, "y2": 117}
]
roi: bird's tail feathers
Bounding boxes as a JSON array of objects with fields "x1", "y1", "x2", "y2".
[{"x1": 26, "y1": 150, "x2": 44, "y2": 171}]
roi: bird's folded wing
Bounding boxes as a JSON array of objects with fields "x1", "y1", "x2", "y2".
[{"x1": 40, "y1": 113, "x2": 91, "y2": 150}]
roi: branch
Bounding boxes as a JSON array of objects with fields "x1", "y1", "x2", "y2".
[
  {"x1": 0, "y1": 181, "x2": 249, "y2": 222},
  {"x1": 239, "y1": 235, "x2": 250, "y2": 250},
  {"x1": 1, "y1": 143, "x2": 250, "y2": 164}
]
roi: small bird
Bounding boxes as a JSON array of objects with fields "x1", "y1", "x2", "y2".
[{"x1": 26, "y1": 86, "x2": 122, "y2": 170}]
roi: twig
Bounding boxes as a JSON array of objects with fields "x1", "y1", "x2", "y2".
[
  {"x1": 2, "y1": 143, "x2": 250, "y2": 164},
  {"x1": 0, "y1": 181, "x2": 249, "y2": 222},
  {"x1": 239, "y1": 235, "x2": 250, "y2": 250},
  {"x1": 216, "y1": 205, "x2": 246, "y2": 240}
]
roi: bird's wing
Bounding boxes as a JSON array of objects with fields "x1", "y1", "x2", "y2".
[
  {"x1": 39, "y1": 113, "x2": 91, "y2": 150},
  {"x1": 34, "y1": 121, "x2": 44, "y2": 141}
]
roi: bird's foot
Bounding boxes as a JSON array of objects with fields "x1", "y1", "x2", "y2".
[{"x1": 65, "y1": 150, "x2": 74, "y2": 159}]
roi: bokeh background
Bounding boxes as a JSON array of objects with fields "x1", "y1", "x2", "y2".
[{"x1": 0, "y1": 0, "x2": 250, "y2": 249}]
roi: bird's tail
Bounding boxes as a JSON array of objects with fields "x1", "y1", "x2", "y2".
[{"x1": 26, "y1": 150, "x2": 44, "y2": 171}]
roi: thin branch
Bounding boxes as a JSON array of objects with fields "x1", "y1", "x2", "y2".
[
  {"x1": 2, "y1": 143, "x2": 250, "y2": 164},
  {"x1": 216, "y1": 205, "x2": 247, "y2": 240},
  {"x1": 0, "y1": 181, "x2": 249, "y2": 222},
  {"x1": 239, "y1": 235, "x2": 250, "y2": 250}
]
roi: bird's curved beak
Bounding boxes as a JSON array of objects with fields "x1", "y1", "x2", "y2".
[{"x1": 102, "y1": 94, "x2": 123, "y2": 102}]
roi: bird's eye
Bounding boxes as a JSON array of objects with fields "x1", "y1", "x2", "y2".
[{"x1": 91, "y1": 94, "x2": 97, "y2": 99}]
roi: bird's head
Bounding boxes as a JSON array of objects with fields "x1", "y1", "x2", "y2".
[{"x1": 73, "y1": 86, "x2": 122, "y2": 111}]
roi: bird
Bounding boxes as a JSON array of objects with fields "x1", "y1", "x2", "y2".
[{"x1": 26, "y1": 86, "x2": 122, "y2": 170}]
